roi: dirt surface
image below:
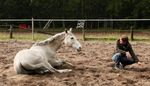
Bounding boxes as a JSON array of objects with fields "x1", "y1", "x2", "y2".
[{"x1": 0, "y1": 40, "x2": 150, "y2": 86}]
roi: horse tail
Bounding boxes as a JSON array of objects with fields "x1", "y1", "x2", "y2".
[
  {"x1": 14, "y1": 57, "x2": 22, "y2": 74},
  {"x1": 14, "y1": 62, "x2": 22, "y2": 74},
  {"x1": 20, "y1": 63, "x2": 29, "y2": 73},
  {"x1": 16, "y1": 63, "x2": 36, "y2": 74},
  {"x1": 14, "y1": 61, "x2": 27, "y2": 74},
  {"x1": 14, "y1": 59, "x2": 34, "y2": 74},
  {"x1": 20, "y1": 63, "x2": 36, "y2": 74}
]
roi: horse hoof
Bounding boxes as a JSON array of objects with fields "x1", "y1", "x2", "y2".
[{"x1": 58, "y1": 69, "x2": 72, "y2": 73}]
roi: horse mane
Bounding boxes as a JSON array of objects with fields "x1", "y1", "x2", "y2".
[{"x1": 33, "y1": 32, "x2": 65, "y2": 46}]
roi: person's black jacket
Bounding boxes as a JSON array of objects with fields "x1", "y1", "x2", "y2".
[{"x1": 114, "y1": 39, "x2": 139, "y2": 63}]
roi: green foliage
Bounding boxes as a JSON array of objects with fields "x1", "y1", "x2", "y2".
[
  {"x1": 0, "y1": 32, "x2": 47, "y2": 41},
  {"x1": 133, "y1": 0, "x2": 150, "y2": 18},
  {"x1": 0, "y1": 0, "x2": 150, "y2": 19}
]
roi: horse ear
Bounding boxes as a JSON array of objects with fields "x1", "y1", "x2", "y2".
[
  {"x1": 69, "y1": 28, "x2": 72, "y2": 32},
  {"x1": 65, "y1": 29, "x2": 68, "y2": 33}
]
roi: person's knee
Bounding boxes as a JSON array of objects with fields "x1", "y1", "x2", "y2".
[{"x1": 112, "y1": 53, "x2": 121, "y2": 62}]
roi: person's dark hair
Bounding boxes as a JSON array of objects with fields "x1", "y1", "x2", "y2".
[{"x1": 121, "y1": 35, "x2": 128, "y2": 42}]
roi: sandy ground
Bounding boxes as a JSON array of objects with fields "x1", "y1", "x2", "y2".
[{"x1": 0, "y1": 40, "x2": 150, "y2": 86}]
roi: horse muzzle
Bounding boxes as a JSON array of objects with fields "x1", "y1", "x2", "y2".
[{"x1": 77, "y1": 47, "x2": 82, "y2": 52}]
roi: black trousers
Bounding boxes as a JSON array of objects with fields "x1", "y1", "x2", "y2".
[{"x1": 120, "y1": 56, "x2": 135, "y2": 66}]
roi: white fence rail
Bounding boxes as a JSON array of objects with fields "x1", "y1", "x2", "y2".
[
  {"x1": 0, "y1": 19, "x2": 150, "y2": 41},
  {"x1": 0, "y1": 19, "x2": 150, "y2": 21}
]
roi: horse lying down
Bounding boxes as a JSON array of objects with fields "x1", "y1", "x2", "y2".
[{"x1": 14, "y1": 28, "x2": 82, "y2": 74}]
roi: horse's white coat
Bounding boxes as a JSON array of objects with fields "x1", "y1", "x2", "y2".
[{"x1": 14, "y1": 28, "x2": 81, "y2": 74}]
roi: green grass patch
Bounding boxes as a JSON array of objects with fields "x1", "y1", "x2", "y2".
[
  {"x1": 0, "y1": 32, "x2": 150, "y2": 42},
  {"x1": 85, "y1": 34, "x2": 150, "y2": 42},
  {"x1": 0, "y1": 32, "x2": 48, "y2": 41}
]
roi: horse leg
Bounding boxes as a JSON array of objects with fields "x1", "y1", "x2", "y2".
[
  {"x1": 53, "y1": 59, "x2": 74, "y2": 69},
  {"x1": 24, "y1": 61, "x2": 72, "y2": 74},
  {"x1": 33, "y1": 67, "x2": 50, "y2": 74},
  {"x1": 44, "y1": 62, "x2": 72, "y2": 73},
  {"x1": 56, "y1": 69, "x2": 72, "y2": 73},
  {"x1": 63, "y1": 61, "x2": 75, "y2": 68},
  {"x1": 21, "y1": 62, "x2": 56, "y2": 74}
]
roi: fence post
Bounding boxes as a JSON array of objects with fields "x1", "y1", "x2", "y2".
[
  {"x1": 32, "y1": 17, "x2": 34, "y2": 40},
  {"x1": 76, "y1": 20, "x2": 85, "y2": 41},
  {"x1": 9, "y1": 25, "x2": 13, "y2": 39},
  {"x1": 82, "y1": 28, "x2": 85, "y2": 41},
  {"x1": 130, "y1": 26, "x2": 134, "y2": 41}
]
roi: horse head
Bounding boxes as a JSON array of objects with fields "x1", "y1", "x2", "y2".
[{"x1": 64, "y1": 28, "x2": 82, "y2": 52}]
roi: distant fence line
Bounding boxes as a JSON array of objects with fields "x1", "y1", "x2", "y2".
[
  {"x1": 0, "y1": 19, "x2": 150, "y2": 41},
  {"x1": 0, "y1": 19, "x2": 150, "y2": 21},
  {"x1": 0, "y1": 18, "x2": 150, "y2": 30}
]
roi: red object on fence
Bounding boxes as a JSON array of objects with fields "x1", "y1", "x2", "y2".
[{"x1": 19, "y1": 24, "x2": 29, "y2": 29}]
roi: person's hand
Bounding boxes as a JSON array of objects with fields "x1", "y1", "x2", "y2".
[
  {"x1": 126, "y1": 52, "x2": 132, "y2": 59},
  {"x1": 137, "y1": 62, "x2": 142, "y2": 65},
  {"x1": 135, "y1": 59, "x2": 139, "y2": 63}
]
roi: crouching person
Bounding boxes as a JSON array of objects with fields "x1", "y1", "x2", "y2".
[{"x1": 112, "y1": 35, "x2": 139, "y2": 70}]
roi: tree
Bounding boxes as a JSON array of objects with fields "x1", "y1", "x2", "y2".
[
  {"x1": 0, "y1": 0, "x2": 149, "y2": 19},
  {"x1": 133, "y1": 0, "x2": 150, "y2": 18},
  {"x1": 106, "y1": 0, "x2": 123, "y2": 18}
]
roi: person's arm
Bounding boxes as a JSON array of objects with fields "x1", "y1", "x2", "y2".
[
  {"x1": 128, "y1": 44, "x2": 139, "y2": 63},
  {"x1": 116, "y1": 43, "x2": 126, "y2": 55},
  {"x1": 126, "y1": 51, "x2": 132, "y2": 59}
]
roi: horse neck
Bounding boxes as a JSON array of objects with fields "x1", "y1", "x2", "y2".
[{"x1": 49, "y1": 32, "x2": 66, "y2": 52}]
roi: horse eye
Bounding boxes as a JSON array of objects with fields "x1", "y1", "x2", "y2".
[{"x1": 71, "y1": 37, "x2": 74, "y2": 40}]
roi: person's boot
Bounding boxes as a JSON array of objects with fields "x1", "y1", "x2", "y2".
[{"x1": 114, "y1": 62, "x2": 123, "y2": 70}]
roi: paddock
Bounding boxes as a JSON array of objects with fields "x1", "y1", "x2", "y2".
[{"x1": 0, "y1": 39, "x2": 150, "y2": 86}]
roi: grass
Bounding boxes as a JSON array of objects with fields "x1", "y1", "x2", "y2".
[
  {"x1": 0, "y1": 32, "x2": 48, "y2": 41},
  {"x1": 0, "y1": 32, "x2": 149, "y2": 42},
  {"x1": 84, "y1": 32, "x2": 150, "y2": 42}
]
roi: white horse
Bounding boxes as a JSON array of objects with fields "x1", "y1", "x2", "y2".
[{"x1": 14, "y1": 28, "x2": 82, "y2": 74}]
